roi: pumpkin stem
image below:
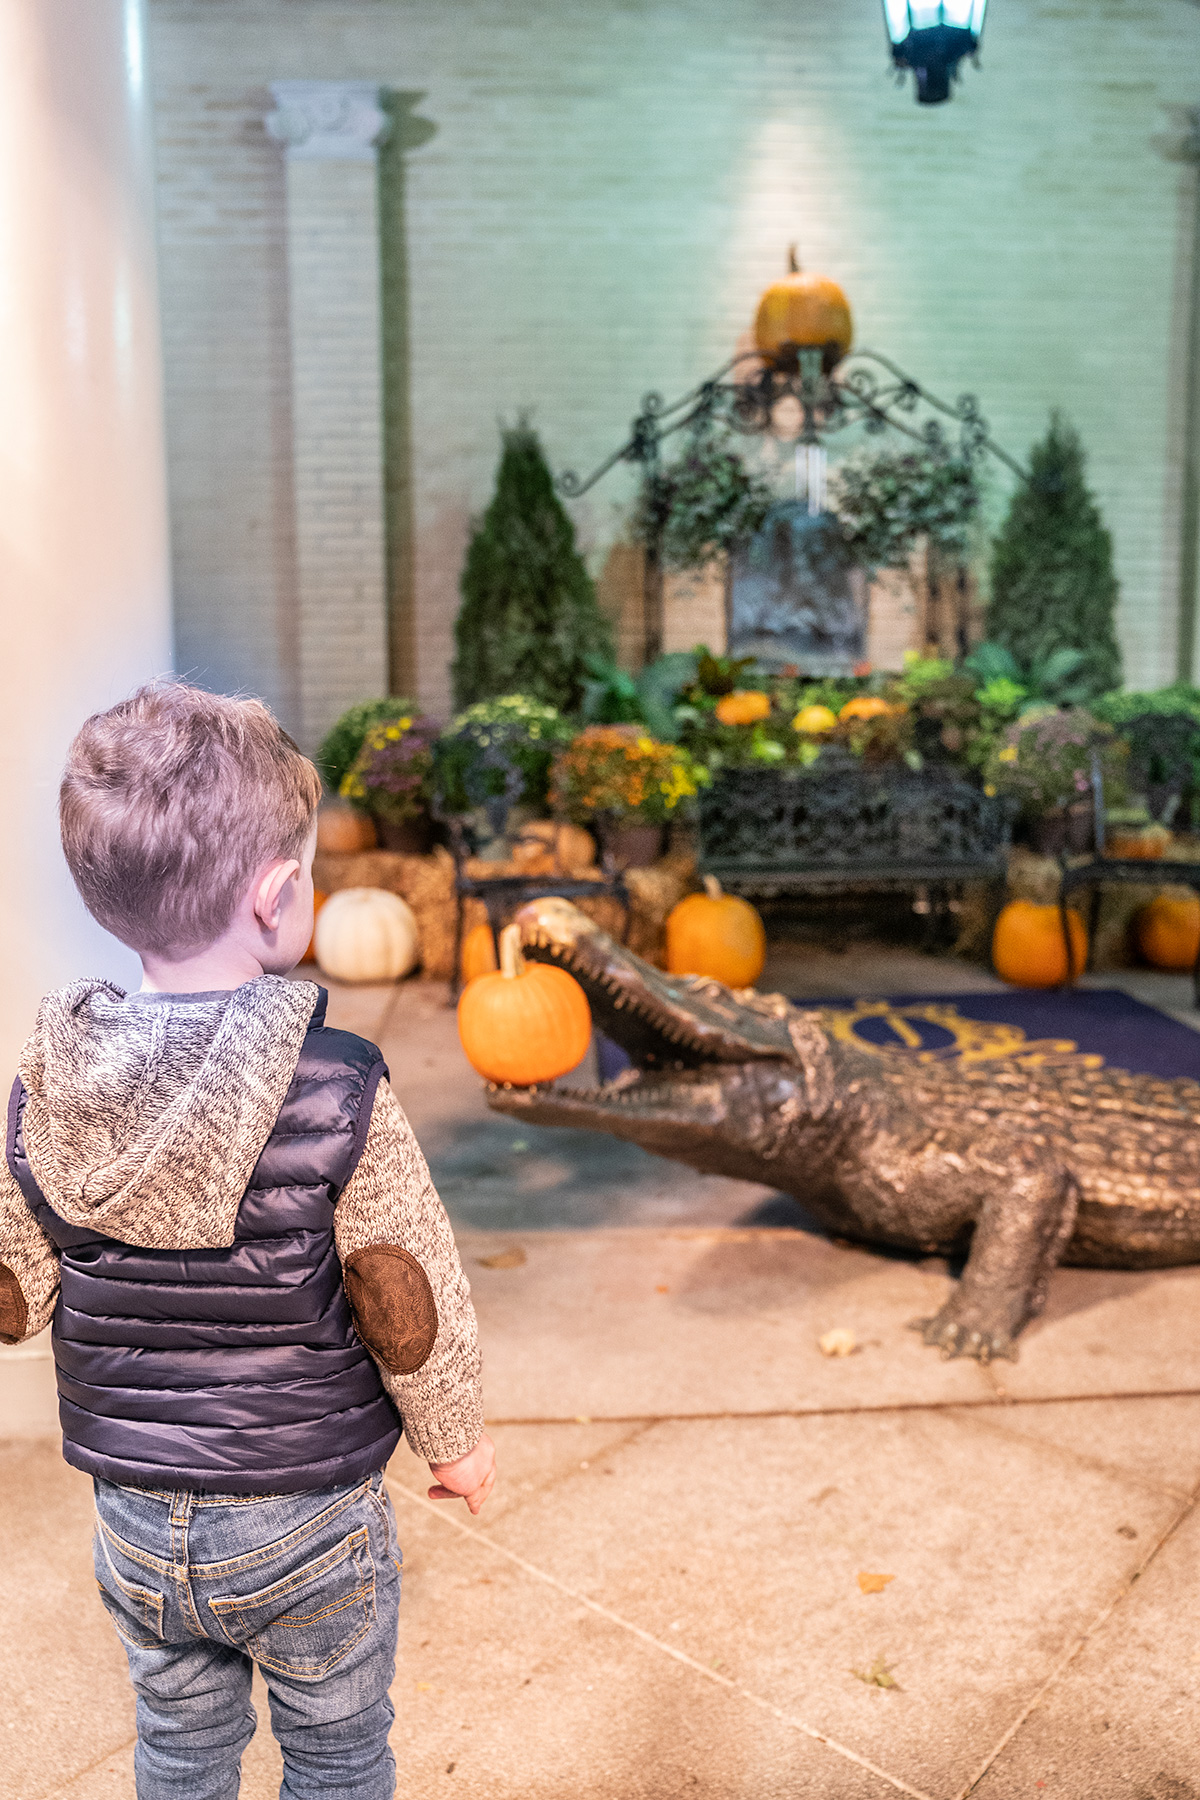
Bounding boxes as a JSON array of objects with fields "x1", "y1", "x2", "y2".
[
  {"x1": 702, "y1": 875, "x2": 723, "y2": 901},
  {"x1": 499, "y1": 922, "x2": 526, "y2": 980},
  {"x1": 787, "y1": 243, "x2": 800, "y2": 274}
]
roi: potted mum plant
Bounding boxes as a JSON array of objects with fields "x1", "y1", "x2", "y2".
[
  {"x1": 551, "y1": 724, "x2": 708, "y2": 867},
  {"x1": 983, "y1": 708, "x2": 1127, "y2": 855},
  {"x1": 433, "y1": 694, "x2": 576, "y2": 851},
  {"x1": 340, "y1": 711, "x2": 441, "y2": 852}
]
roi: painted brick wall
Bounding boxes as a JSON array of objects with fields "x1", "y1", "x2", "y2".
[
  {"x1": 148, "y1": 0, "x2": 1200, "y2": 729},
  {"x1": 284, "y1": 153, "x2": 388, "y2": 748}
]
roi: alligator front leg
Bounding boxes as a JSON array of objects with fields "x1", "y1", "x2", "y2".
[{"x1": 911, "y1": 1140, "x2": 1080, "y2": 1362}]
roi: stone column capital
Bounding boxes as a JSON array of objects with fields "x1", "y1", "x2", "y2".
[{"x1": 266, "y1": 80, "x2": 390, "y2": 162}]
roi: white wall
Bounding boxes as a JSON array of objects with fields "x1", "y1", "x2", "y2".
[
  {"x1": 0, "y1": 0, "x2": 173, "y2": 1073},
  {"x1": 148, "y1": 0, "x2": 1200, "y2": 723}
]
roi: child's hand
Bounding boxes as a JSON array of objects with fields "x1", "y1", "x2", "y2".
[{"x1": 428, "y1": 1431, "x2": 496, "y2": 1514}]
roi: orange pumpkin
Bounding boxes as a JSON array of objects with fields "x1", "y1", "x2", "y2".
[
  {"x1": 301, "y1": 890, "x2": 328, "y2": 963},
  {"x1": 792, "y1": 704, "x2": 838, "y2": 735},
  {"x1": 754, "y1": 246, "x2": 853, "y2": 373},
  {"x1": 666, "y1": 876, "x2": 767, "y2": 988},
  {"x1": 992, "y1": 900, "x2": 1088, "y2": 989},
  {"x1": 838, "y1": 695, "x2": 893, "y2": 724},
  {"x1": 1108, "y1": 826, "x2": 1171, "y2": 861},
  {"x1": 461, "y1": 921, "x2": 499, "y2": 983},
  {"x1": 1136, "y1": 893, "x2": 1200, "y2": 970},
  {"x1": 316, "y1": 804, "x2": 377, "y2": 855},
  {"x1": 715, "y1": 690, "x2": 772, "y2": 727},
  {"x1": 457, "y1": 923, "x2": 592, "y2": 1086}
]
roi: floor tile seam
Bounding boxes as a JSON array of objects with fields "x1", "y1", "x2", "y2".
[
  {"x1": 454, "y1": 1225, "x2": 855, "y2": 1244},
  {"x1": 385, "y1": 1475, "x2": 936, "y2": 1800},
  {"x1": 33, "y1": 1732, "x2": 138, "y2": 1800},
  {"x1": 391, "y1": 1418, "x2": 660, "y2": 1524},
  {"x1": 939, "y1": 1406, "x2": 1195, "y2": 1503},
  {"x1": 951, "y1": 1483, "x2": 1199, "y2": 1799},
  {"x1": 477, "y1": 1386, "x2": 1200, "y2": 1429}
]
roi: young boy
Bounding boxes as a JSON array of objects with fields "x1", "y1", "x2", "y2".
[{"x1": 0, "y1": 683, "x2": 494, "y2": 1800}]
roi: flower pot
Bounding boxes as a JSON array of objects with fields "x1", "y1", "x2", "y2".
[
  {"x1": 373, "y1": 812, "x2": 434, "y2": 855},
  {"x1": 603, "y1": 823, "x2": 664, "y2": 869},
  {"x1": 1030, "y1": 804, "x2": 1092, "y2": 858}
]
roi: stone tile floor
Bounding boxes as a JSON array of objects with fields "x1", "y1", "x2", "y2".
[{"x1": 3, "y1": 940, "x2": 1199, "y2": 1798}]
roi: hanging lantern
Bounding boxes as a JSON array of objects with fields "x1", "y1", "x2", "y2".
[
  {"x1": 753, "y1": 247, "x2": 853, "y2": 374},
  {"x1": 883, "y1": 1, "x2": 988, "y2": 105}
]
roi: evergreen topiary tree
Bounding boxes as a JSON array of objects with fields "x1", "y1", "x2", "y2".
[
  {"x1": 987, "y1": 414, "x2": 1121, "y2": 699},
  {"x1": 453, "y1": 421, "x2": 614, "y2": 712}
]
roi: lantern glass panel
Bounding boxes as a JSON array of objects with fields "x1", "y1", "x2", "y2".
[
  {"x1": 883, "y1": 0, "x2": 911, "y2": 41},
  {"x1": 884, "y1": 0, "x2": 987, "y2": 38}
]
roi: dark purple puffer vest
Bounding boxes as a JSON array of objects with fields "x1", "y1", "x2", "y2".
[{"x1": 5, "y1": 992, "x2": 401, "y2": 1494}]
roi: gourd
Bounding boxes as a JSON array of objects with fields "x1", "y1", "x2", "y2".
[
  {"x1": 301, "y1": 890, "x2": 328, "y2": 964},
  {"x1": 457, "y1": 923, "x2": 592, "y2": 1085},
  {"x1": 715, "y1": 690, "x2": 772, "y2": 727},
  {"x1": 1135, "y1": 893, "x2": 1200, "y2": 971},
  {"x1": 510, "y1": 819, "x2": 596, "y2": 874},
  {"x1": 460, "y1": 921, "x2": 498, "y2": 983},
  {"x1": 315, "y1": 887, "x2": 418, "y2": 983},
  {"x1": 992, "y1": 899, "x2": 1088, "y2": 989},
  {"x1": 316, "y1": 804, "x2": 377, "y2": 855},
  {"x1": 666, "y1": 876, "x2": 767, "y2": 988},
  {"x1": 792, "y1": 704, "x2": 838, "y2": 735},
  {"x1": 1107, "y1": 825, "x2": 1170, "y2": 861},
  {"x1": 838, "y1": 695, "x2": 893, "y2": 724},
  {"x1": 754, "y1": 247, "x2": 853, "y2": 372}
]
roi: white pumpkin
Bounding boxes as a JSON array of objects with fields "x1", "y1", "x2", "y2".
[{"x1": 314, "y1": 887, "x2": 419, "y2": 983}]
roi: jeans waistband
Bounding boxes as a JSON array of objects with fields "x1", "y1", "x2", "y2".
[{"x1": 104, "y1": 1471, "x2": 382, "y2": 1508}]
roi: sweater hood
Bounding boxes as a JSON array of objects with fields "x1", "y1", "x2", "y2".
[{"x1": 14, "y1": 976, "x2": 320, "y2": 1249}]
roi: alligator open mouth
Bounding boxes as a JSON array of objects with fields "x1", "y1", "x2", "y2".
[
  {"x1": 485, "y1": 897, "x2": 798, "y2": 1132},
  {"x1": 512, "y1": 896, "x2": 794, "y2": 1068}
]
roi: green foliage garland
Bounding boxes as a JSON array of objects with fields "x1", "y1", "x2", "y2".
[
  {"x1": 633, "y1": 426, "x2": 774, "y2": 570},
  {"x1": 987, "y1": 415, "x2": 1121, "y2": 700},
  {"x1": 453, "y1": 422, "x2": 613, "y2": 713},
  {"x1": 828, "y1": 440, "x2": 980, "y2": 567}
]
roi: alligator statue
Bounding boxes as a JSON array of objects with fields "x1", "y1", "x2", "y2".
[{"x1": 487, "y1": 897, "x2": 1200, "y2": 1362}]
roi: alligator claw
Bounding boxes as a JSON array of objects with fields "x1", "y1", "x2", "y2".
[{"x1": 908, "y1": 1312, "x2": 1018, "y2": 1365}]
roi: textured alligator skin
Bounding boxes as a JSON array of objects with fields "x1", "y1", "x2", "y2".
[{"x1": 487, "y1": 898, "x2": 1200, "y2": 1362}]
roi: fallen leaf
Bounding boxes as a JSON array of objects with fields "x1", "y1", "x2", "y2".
[
  {"x1": 478, "y1": 1247, "x2": 526, "y2": 1270},
  {"x1": 857, "y1": 1571, "x2": 896, "y2": 1595},
  {"x1": 574, "y1": 1414, "x2": 591, "y2": 1424},
  {"x1": 416, "y1": 1682, "x2": 434, "y2": 1691},
  {"x1": 850, "y1": 1654, "x2": 899, "y2": 1689},
  {"x1": 819, "y1": 1328, "x2": 857, "y2": 1358},
  {"x1": 655, "y1": 1283, "x2": 670, "y2": 1294}
]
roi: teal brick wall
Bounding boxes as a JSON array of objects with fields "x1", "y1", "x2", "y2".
[{"x1": 149, "y1": 0, "x2": 1200, "y2": 722}]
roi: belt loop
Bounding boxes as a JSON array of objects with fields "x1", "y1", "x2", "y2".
[{"x1": 169, "y1": 1488, "x2": 193, "y2": 1578}]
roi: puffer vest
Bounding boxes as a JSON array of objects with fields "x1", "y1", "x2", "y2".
[{"x1": 5, "y1": 992, "x2": 402, "y2": 1494}]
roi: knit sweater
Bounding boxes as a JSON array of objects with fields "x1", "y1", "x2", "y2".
[{"x1": 0, "y1": 976, "x2": 483, "y2": 1466}]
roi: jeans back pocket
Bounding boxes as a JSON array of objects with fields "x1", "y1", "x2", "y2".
[
  {"x1": 94, "y1": 1531, "x2": 165, "y2": 1649},
  {"x1": 208, "y1": 1526, "x2": 376, "y2": 1680}
]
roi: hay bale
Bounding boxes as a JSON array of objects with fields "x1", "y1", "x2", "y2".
[
  {"x1": 313, "y1": 843, "x2": 697, "y2": 981},
  {"x1": 313, "y1": 846, "x2": 458, "y2": 978}
]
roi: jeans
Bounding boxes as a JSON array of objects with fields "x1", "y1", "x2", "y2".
[{"x1": 92, "y1": 1470, "x2": 401, "y2": 1800}]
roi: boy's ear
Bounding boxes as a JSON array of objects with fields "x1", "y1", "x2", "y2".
[{"x1": 253, "y1": 858, "x2": 301, "y2": 934}]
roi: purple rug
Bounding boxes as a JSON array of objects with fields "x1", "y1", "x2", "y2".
[{"x1": 596, "y1": 988, "x2": 1200, "y2": 1084}]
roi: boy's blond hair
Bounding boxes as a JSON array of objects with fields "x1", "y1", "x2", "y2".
[{"x1": 61, "y1": 684, "x2": 322, "y2": 958}]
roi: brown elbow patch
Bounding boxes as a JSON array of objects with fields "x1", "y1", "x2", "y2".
[
  {"x1": 343, "y1": 1246, "x2": 439, "y2": 1375},
  {"x1": 0, "y1": 1265, "x2": 28, "y2": 1345}
]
